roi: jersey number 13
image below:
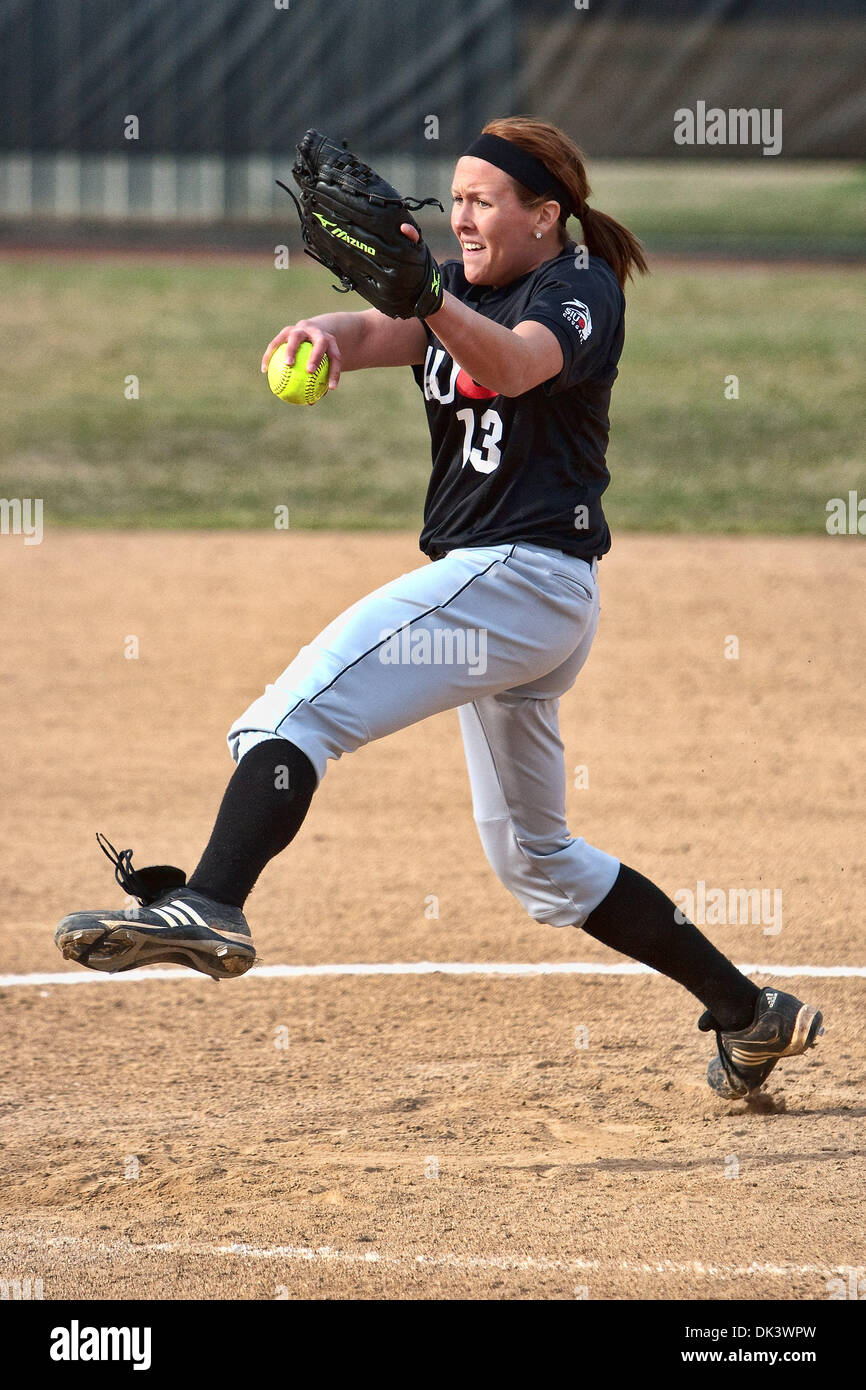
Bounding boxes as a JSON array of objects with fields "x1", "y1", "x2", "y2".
[
  {"x1": 422, "y1": 346, "x2": 503, "y2": 476},
  {"x1": 455, "y1": 408, "x2": 502, "y2": 475}
]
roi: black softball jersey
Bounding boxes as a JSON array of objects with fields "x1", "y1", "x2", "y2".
[{"x1": 412, "y1": 244, "x2": 625, "y2": 562}]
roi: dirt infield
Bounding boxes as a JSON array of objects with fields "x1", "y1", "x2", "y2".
[{"x1": 1, "y1": 530, "x2": 864, "y2": 1301}]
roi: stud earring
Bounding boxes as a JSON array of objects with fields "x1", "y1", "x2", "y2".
[{"x1": 534, "y1": 231, "x2": 542, "y2": 239}]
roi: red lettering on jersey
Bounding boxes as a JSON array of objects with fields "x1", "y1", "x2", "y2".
[{"x1": 455, "y1": 368, "x2": 498, "y2": 400}]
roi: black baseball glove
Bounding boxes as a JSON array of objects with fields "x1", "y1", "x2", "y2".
[{"x1": 278, "y1": 129, "x2": 445, "y2": 320}]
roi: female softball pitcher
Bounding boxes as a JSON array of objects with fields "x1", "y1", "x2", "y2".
[{"x1": 56, "y1": 116, "x2": 823, "y2": 1099}]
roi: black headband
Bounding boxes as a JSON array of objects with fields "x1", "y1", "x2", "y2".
[{"x1": 461, "y1": 132, "x2": 575, "y2": 219}]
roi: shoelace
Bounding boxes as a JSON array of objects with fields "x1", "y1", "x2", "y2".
[
  {"x1": 96, "y1": 832, "x2": 148, "y2": 900},
  {"x1": 95, "y1": 832, "x2": 187, "y2": 906}
]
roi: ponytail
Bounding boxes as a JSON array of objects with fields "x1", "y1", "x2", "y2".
[
  {"x1": 580, "y1": 204, "x2": 648, "y2": 288},
  {"x1": 481, "y1": 115, "x2": 649, "y2": 289}
]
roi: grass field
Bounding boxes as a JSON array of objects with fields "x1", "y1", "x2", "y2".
[
  {"x1": 0, "y1": 254, "x2": 863, "y2": 534},
  {"x1": 585, "y1": 160, "x2": 866, "y2": 259}
]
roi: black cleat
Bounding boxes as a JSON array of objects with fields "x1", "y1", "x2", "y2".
[
  {"x1": 699, "y1": 987, "x2": 824, "y2": 1098},
  {"x1": 54, "y1": 834, "x2": 256, "y2": 982}
]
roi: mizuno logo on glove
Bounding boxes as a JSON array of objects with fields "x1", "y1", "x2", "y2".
[
  {"x1": 284, "y1": 130, "x2": 443, "y2": 319},
  {"x1": 313, "y1": 212, "x2": 376, "y2": 257}
]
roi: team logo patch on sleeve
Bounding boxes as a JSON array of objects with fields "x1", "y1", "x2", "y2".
[{"x1": 562, "y1": 299, "x2": 592, "y2": 342}]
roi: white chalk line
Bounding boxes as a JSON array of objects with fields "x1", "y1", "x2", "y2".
[
  {"x1": 6, "y1": 1234, "x2": 857, "y2": 1282},
  {"x1": 0, "y1": 961, "x2": 863, "y2": 990}
]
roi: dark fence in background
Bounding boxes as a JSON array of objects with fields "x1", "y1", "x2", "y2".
[
  {"x1": 520, "y1": 0, "x2": 866, "y2": 160},
  {"x1": 1, "y1": 0, "x2": 864, "y2": 161},
  {"x1": 0, "y1": 0, "x2": 515, "y2": 158}
]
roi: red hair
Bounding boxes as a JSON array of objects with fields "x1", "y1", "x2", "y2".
[{"x1": 482, "y1": 115, "x2": 648, "y2": 288}]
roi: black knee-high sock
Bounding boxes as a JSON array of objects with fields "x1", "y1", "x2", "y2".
[
  {"x1": 187, "y1": 739, "x2": 317, "y2": 908},
  {"x1": 581, "y1": 863, "x2": 759, "y2": 1031}
]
